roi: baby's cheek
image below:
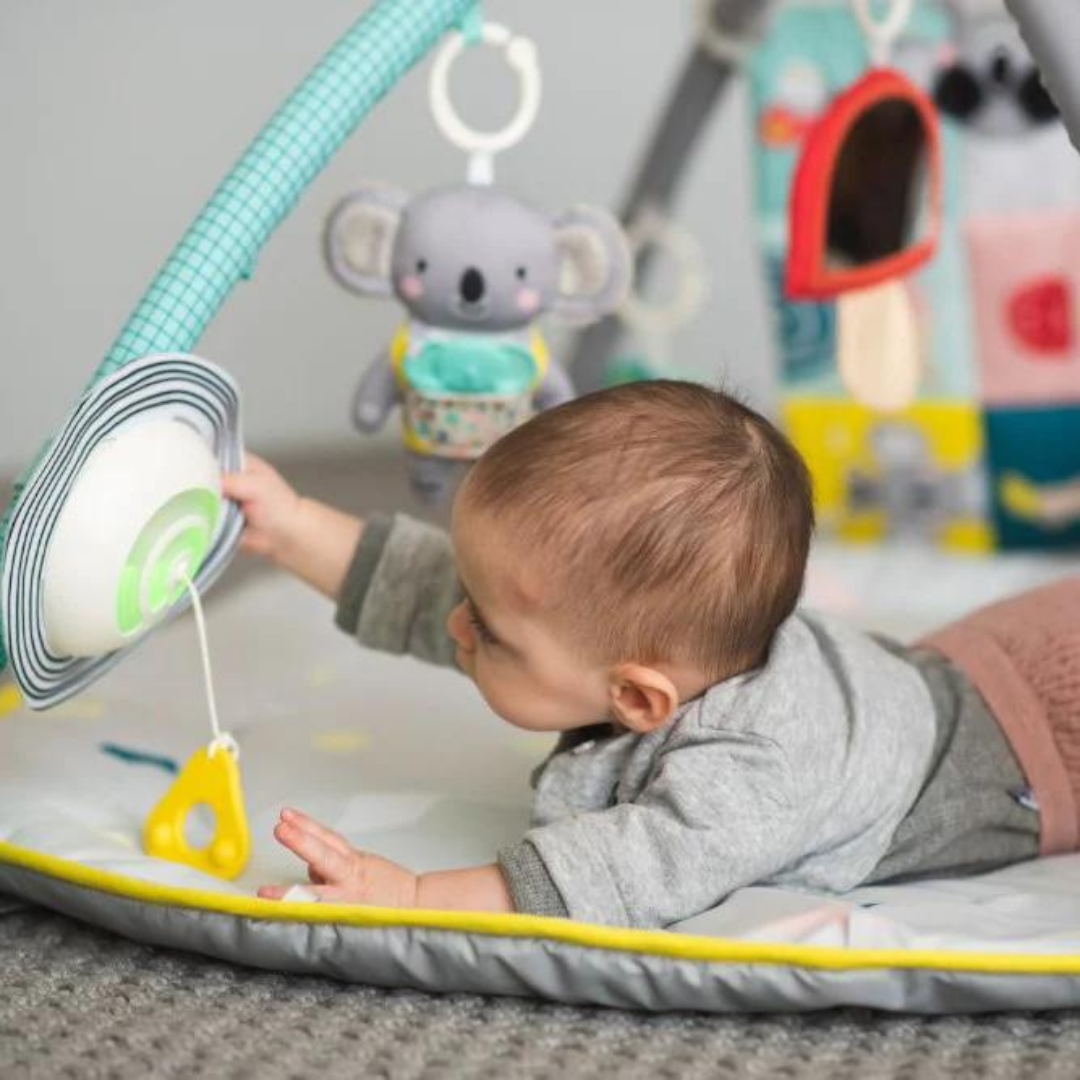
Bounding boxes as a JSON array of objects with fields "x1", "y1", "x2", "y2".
[
  {"x1": 399, "y1": 275, "x2": 424, "y2": 301},
  {"x1": 516, "y1": 287, "x2": 542, "y2": 315}
]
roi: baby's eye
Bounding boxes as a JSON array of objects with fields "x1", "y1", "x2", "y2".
[
  {"x1": 468, "y1": 605, "x2": 500, "y2": 647},
  {"x1": 416, "y1": 258, "x2": 429, "y2": 274},
  {"x1": 515, "y1": 266, "x2": 527, "y2": 280}
]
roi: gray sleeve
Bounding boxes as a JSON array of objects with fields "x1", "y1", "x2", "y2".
[
  {"x1": 334, "y1": 513, "x2": 463, "y2": 669},
  {"x1": 497, "y1": 841, "x2": 570, "y2": 918},
  {"x1": 526, "y1": 734, "x2": 803, "y2": 928}
]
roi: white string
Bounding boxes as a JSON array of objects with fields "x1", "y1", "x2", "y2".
[
  {"x1": 180, "y1": 574, "x2": 237, "y2": 760},
  {"x1": 850, "y1": 0, "x2": 914, "y2": 66}
]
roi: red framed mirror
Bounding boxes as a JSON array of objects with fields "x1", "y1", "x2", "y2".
[{"x1": 785, "y1": 68, "x2": 943, "y2": 301}]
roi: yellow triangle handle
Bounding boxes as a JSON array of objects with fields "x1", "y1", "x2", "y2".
[{"x1": 143, "y1": 739, "x2": 251, "y2": 880}]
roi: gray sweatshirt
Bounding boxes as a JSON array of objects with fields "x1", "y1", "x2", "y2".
[{"x1": 337, "y1": 514, "x2": 1040, "y2": 928}]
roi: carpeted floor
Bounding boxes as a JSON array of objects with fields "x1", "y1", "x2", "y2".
[
  {"x1": 5, "y1": 453, "x2": 1080, "y2": 1077},
  {"x1": 4, "y1": 906, "x2": 1080, "y2": 1080}
]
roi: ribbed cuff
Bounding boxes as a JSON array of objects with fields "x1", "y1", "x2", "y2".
[
  {"x1": 497, "y1": 840, "x2": 569, "y2": 918},
  {"x1": 334, "y1": 514, "x2": 395, "y2": 636}
]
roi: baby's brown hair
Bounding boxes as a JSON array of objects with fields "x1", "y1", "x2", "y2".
[{"x1": 461, "y1": 380, "x2": 815, "y2": 680}]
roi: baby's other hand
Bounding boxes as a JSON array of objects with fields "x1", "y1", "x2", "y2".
[
  {"x1": 258, "y1": 807, "x2": 420, "y2": 907},
  {"x1": 221, "y1": 454, "x2": 303, "y2": 562}
]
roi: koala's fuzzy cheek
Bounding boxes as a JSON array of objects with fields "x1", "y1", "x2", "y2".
[
  {"x1": 516, "y1": 287, "x2": 542, "y2": 314},
  {"x1": 399, "y1": 275, "x2": 424, "y2": 301}
]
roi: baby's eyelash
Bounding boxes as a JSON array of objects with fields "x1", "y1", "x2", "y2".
[{"x1": 467, "y1": 605, "x2": 500, "y2": 646}]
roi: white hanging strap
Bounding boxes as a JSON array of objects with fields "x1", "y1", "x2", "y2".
[
  {"x1": 428, "y1": 21, "x2": 542, "y2": 186},
  {"x1": 180, "y1": 574, "x2": 238, "y2": 761},
  {"x1": 851, "y1": 0, "x2": 914, "y2": 67}
]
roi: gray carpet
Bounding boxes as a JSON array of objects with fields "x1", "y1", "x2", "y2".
[
  {"x1": 5, "y1": 455, "x2": 1080, "y2": 1076},
  {"x1": 3, "y1": 906, "x2": 1080, "y2": 1079}
]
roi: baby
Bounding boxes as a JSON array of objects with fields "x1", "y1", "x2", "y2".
[{"x1": 224, "y1": 380, "x2": 1074, "y2": 928}]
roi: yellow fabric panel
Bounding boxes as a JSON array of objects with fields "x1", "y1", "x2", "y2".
[
  {"x1": 784, "y1": 398, "x2": 993, "y2": 553},
  {"x1": 389, "y1": 324, "x2": 412, "y2": 388}
]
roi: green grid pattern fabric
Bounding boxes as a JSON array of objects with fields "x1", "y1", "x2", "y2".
[
  {"x1": 0, "y1": 0, "x2": 476, "y2": 673},
  {"x1": 101, "y1": 0, "x2": 475, "y2": 380}
]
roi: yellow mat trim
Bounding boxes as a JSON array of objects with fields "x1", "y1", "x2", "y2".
[{"x1": 3, "y1": 838, "x2": 1080, "y2": 974}]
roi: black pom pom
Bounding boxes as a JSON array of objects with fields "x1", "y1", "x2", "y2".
[
  {"x1": 1018, "y1": 69, "x2": 1060, "y2": 123},
  {"x1": 933, "y1": 65, "x2": 984, "y2": 121}
]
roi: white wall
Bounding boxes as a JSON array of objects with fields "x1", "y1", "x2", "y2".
[{"x1": 0, "y1": 0, "x2": 775, "y2": 477}]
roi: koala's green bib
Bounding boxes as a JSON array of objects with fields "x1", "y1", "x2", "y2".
[
  {"x1": 403, "y1": 336, "x2": 539, "y2": 394},
  {"x1": 389, "y1": 324, "x2": 550, "y2": 459}
]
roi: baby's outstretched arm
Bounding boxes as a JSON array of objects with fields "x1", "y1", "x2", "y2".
[
  {"x1": 258, "y1": 807, "x2": 515, "y2": 912},
  {"x1": 222, "y1": 454, "x2": 362, "y2": 601}
]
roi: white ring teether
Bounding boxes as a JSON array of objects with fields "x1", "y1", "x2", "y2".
[
  {"x1": 618, "y1": 206, "x2": 709, "y2": 341},
  {"x1": 429, "y1": 22, "x2": 542, "y2": 183}
]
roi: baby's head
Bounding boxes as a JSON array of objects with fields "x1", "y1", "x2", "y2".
[{"x1": 447, "y1": 381, "x2": 814, "y2": 734}]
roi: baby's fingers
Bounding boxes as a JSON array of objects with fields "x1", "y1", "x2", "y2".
[
  {"x1": 221, "y1": 471, "x2": 261, "y2": 502},
  {"x1": 280, "y1": 807, "x2": 353, "y2": 857},
  {"x1": 257, "y1": 883, "x2": 293, "y2": 900},
  {"x1": 274, "y1": 818, "x2": 355, "y2": 884},
  {"x1": 257, "y1": 883, "x2": 346, "y2": 904},
  {"x1": 243, "y1": 452, "x2": 275, "y2": 476},
  {"x1": 239, "y1": 531, "x2": 272, "y2": 557}
]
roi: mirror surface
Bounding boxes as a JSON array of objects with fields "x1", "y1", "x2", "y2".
[{"x1": 825, "y1": 98, "x2": 930, "y2": 270}]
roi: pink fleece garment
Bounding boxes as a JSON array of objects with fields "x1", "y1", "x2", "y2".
[{"x1": 919, "y1": 576, "x2": 1080, "y2": 856}]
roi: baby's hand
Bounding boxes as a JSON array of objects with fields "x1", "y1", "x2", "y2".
[
  {"x1": 221, "y1": 454, "x2": 303, "y2": 562},
  {"x1": 258, "y1": 807, "x2": 419, "y2": 907}
]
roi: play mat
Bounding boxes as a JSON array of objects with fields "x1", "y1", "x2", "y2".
[
  {"x1": 6, "y1": 0, "x2": 1080, "y2": 1015},
  {"x1": 3, "y1": 548, "x2": 1080, "y2": 1013}
]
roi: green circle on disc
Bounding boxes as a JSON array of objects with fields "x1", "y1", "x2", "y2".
[{"x1": 116, "y1": 488, "x2": 220, "y2": 636}]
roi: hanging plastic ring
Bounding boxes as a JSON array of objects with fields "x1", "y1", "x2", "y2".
[
  {"x1": 694, "y1": 0, "x2": 754, "y2": 66},
  {"x1": 850, "y1": 0, "x2": 914, "y2": 66},
  {"x1": 618, "y1": 206, "x2": 709, "y2": 340},
  {"x1": 429, "y1": 22, "x2": 542, "y2": 171},
  {"x1": 208, "y1": 732, "x2": 239, "y2": 760}
]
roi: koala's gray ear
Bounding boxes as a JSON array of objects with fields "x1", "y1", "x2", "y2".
[
  {"x1": 323, "y1": 182, "x2": 410, "y2": 297},
  {"x1": 551, "y1": 205, "x2": 632, "y2": 324}
]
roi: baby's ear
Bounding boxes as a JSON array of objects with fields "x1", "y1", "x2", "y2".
[
  {"x1": 551, "y1": 205, "x2": 632, "y2": 325},
  {"x1": 608, "y1": 664, "x2": 679, "y2": 734},
  {"x1": 324, "y1": 182, "x2": 410, "y2": 297}
]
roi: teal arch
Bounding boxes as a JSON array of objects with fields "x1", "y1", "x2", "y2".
[{"x1": 0, "y1": 0, "x2": 478, "y2": 671}]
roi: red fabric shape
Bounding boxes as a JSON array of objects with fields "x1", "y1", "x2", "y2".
[{"x1": 1008, "y1": 277, "x2": 1073, "y2": 356}]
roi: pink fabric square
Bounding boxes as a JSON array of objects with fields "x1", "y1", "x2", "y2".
[{"x1": 965, "y1": 211, "x2": 1080, "y2": 406}]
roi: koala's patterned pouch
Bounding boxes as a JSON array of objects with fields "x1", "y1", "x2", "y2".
[{"x1": 392, "y1": 323, "x2": 549, "y2": 459}]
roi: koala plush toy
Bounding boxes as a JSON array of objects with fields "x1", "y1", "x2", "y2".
[
  {"x1": 933, "y1": 0, "x2": 1058, "y2": 137},
  {"x1": 324, "y1": 182, "x2": 630, "y2": 502}
]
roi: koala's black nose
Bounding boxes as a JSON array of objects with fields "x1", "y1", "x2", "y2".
[
  {"x1": 990, "y1": 50, "x2": 1012, "y2": 86},
  {"x1": 460, "y1": 267, "x2": 485, "y2": 304}
]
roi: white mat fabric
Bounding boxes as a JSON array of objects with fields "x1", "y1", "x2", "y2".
[{"x1": 2, "y1": 543, "x2": 1080, "y2": 1012}]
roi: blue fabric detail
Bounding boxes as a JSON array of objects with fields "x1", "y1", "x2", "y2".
[
  {"x1": 986, "y1": 404, "x2": 1080, "y2": 550},
  {"x1": 100, "y1": 742, "x2": 179, "y2": 776}
]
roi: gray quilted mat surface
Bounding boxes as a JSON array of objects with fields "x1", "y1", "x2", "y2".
[{"x1": 3, "y1": 907, "x2": 1080, "y2": 1079}]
